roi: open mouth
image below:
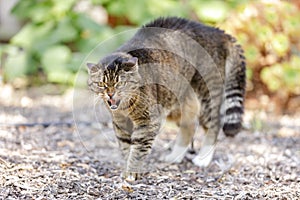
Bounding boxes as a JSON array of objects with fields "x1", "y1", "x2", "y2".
[{"x1": 107, "y1": 99, "x2": 121, "y2": 110}]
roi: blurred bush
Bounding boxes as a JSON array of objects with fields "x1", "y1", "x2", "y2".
[
  {"x1": 1, "y1": 0, "x2": 243, "y2": 86},
  {"x1": 2, "y1": 0, "x2": 299, "y2": 113},
  {"x1": 2, "y1": 0, "x2": 115, "y2": 85},
  {"x1": 222, "y1": 1, "x2": 300, "y2": 113}
]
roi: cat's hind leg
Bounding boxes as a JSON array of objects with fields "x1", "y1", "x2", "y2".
[
  {"x1": 164, "y1": 96, "x2": 200, "y2": 163},
  {"x1": 192, "y1": 128, "x2": 217, "y2": 167},
  {"x1": 164, "y1": 122, "x2": 197, "y2": 163},
  {"x1": 193, "y1": 99, "x2": 220, "y2": 167}
]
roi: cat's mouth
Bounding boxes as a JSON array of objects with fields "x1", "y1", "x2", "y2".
[{"x1": 107, "y1": 98, "x2": 121, "y2": 110}]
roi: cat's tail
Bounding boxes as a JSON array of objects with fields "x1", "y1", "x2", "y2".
[{"x1": 221, "y1": 41, "x2": 246, "y2": 137}]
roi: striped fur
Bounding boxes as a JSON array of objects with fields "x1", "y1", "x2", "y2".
[
  {"x1": 222, "y1": 43, "x2": 246, "y2": 136},
  {"x1": 87, "y1": 17, "x2": 246, "y2": 181}
]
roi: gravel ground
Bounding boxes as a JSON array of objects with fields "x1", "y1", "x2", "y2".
[{"x1": 0, "y1": 85, "x2": 299, "y2": 199}]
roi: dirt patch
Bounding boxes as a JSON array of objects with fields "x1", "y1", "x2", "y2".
[{"x1": 0, "y1": 85, "x2": 299, "y2": 199}]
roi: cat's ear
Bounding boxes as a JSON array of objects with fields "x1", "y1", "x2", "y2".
[
  {"x1": 122, "y1": 57, "x2": 138, "y2": 72},
  {"x1": 86, "y1": 63, "x2": 100, "y2": 73}
]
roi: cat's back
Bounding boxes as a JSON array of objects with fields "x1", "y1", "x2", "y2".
[
  {"x1": 142, "y1": 17, "x2": 233, "y2": 45},
  {"x1": 144, "y1": 17, "x2": 217, "y2": 34},
  {"x1": 118, "y1": 17, "x2": 234, "y2": 62}
]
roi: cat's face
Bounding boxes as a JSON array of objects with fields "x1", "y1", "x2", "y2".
[{"x1": 87, "y1": 54, "x2": 140, "y2": 110}]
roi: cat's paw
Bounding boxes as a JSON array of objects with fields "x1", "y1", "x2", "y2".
[
  {"x1": 121, "y1": 171, "x2": 141, "y2": 182},
  {"x1": 192, "y1": 145, "x2": 215, "y2": 167},
  {"x1": 192, "y1": 155, "x2": 212, "y2": 167},
  {"x1": 162, "y1": 145, "x2": 188, "y2": 163},
  {"x1": 163, "y1": 152, "x2": 185, "y2": 163}
]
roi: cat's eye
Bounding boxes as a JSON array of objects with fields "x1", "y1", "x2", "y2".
[
  {"x1": 115, "y1": 81, "x2": 126, "y2": 89},
  {"x1": 98, "y1": 82, "x2": 107, "y2": 89}
]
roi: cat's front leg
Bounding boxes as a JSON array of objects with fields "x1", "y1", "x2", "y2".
[
  {"x1": 112, "y1": 118, "x2": 133, "y2": 161},
  {"x1": 123, "y1": 122, "x2": 160, "y2": 181}
]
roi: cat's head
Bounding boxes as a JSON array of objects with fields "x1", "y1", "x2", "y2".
[{"x1": 87, "y1": 53, "x2": 140, "y2": 110}]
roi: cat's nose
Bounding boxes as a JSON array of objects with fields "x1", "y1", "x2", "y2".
[{"x1": 107, "y1": 92, "x2": 114, "y2": 98}]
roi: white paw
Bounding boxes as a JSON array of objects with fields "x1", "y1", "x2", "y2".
[
  {"x1": 163, "y1": 145, "x2": 188, "y2": 163},
  {"x1": 164, "y1": 152, "x2": 185, "y2": 163},
  {"x1": 192, "y1": 145, "x2": 215, "y2": 167}
]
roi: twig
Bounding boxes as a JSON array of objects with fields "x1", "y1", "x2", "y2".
[{"x1": 0, "y1": 157, "x2": 9, "y2": 168}]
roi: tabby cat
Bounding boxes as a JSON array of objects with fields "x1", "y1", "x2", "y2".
[{"x1": 87, "y1": 17, "x2": 246, "y2": 181}]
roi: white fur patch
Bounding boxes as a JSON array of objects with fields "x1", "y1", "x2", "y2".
[
  {"x1": 192, "y1": 145, "x2": 215, "y2": 167},
  {"x1": 164, "y1": 145, "x2": 189, "y2": 163}
]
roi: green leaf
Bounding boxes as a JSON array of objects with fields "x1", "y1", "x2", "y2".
[
  {"x1": 271, "y1": 33, "x2": 289, "y2": 56},
  {"x1": 75, "y1": 13, "x2": 107, "y2": 32},
  {"x1": 92, "y1": 0, "x2": 111, "y2": 5},
  {"x1": 41, "y1": 45, "x2": 75, "y2": 84},
  {"x1": 11, "y1": 0, "x2": 37, "y2": 19},
  {"x1": 148, "y1": 0, "x2": 188, "y2": 17},
  {"x1": 106, "y1": 0, "x2": 127, "y2": 17},
  {"x1": 11, "y1": 1, "x2": 53, "y2": 23},
  {"x1": 124, "y1": 0, "x2": 150, "y2": 25},
  {"x1": 246, "y1": 68, "x2": 253, "y2": 80},
  {"x1": 245, "y1": 45, "x2": 260, "y2": 64},
  {"x1": 283, "y1": 67, "x2": 297, "y2": 86},
  {"x1": 51, "y1": 17, "x2": 78, "y2": 43},
  {"x1": 47, "y1": 70, "x2": 75, "y2": 85},
  {"x1": 41, "y1": 45, "x2": 72, "y2": 72},
  {"x1": 290, "y1": 55, "x2": 300, "y2": 68},
  {"x1": 260, "y1": 65, "x2": 282, "y2": 92},
  {"x1": 67, "y1": 53, "x2": 86, "y2": 72},
  {"x1": 257, "y1": 25, "x2": 273, "y2": 43},
  {"x1": 11, "y1": 22, "x2": 55, "y2": 49},
  {"x1": 76, "y1": 27, "x2": 115, "y2": 52},
  {"x1": 282, "y1": 61, "x2": 300, "y2": 88},
  {"x1": 52, "y1": 0, "x2": 77, "y2": 18},
  {"x1": 191, "y1": 0, "x2": 229, "y2": 22},
  {"x1": 3, "y1": 47, "x2": 36, "y2": 80},
  {"x1": 28, "y1": 3, "x2": 53, "y2": 23},
  {"x1": 265, "y1": 5, "x2": 279, "y2": 26}
]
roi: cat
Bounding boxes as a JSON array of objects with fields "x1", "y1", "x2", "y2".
[{"x1": 87, "y1": 17, "x2": 246, "y2": 181}]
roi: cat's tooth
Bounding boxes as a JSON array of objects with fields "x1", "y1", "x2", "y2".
[{"x1": 111, "y1": 105, "x2": 118, "y2": 109}]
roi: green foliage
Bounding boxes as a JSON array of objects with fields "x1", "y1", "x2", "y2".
[
  {"x1": 222, "y1": 1, "x2": 300, "y2": 97},
  {"x1": 190, "y1": 0, "x2": 229, "y2": 23},
  {"x1": 2, "y1": 0, "x2": 246, "y2": 85},
  {"x1": 3, "y1": 0, "x2": 115, "y2": 84},
  {"x1": 96, "y1": 0, "x2": 190, "y2": 25},
  {"x1": 261, "y1": 56, "x2": 300, "y2": 94},
  {"x1": 3, "y1": 46, "x2": 35, "y2": 80}
]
